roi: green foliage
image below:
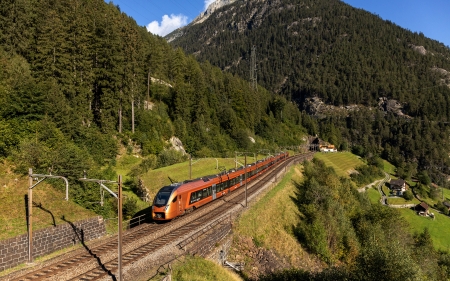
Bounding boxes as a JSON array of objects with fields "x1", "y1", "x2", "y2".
[
  {"x1": 418, "y1": 170, "x2": 432, "y2": 185},
  {"x1": 294, "y1": 159, "x2": 360, "y2": 264},
  {"x1": 122, "y1": 197, "x2": 138, "y2": 220},
  {"x1": 156, "y1": 150, "x2": 187, "y2": 168},
  {"x1": 170, "y1": 0, "x2": 450, "y2": 175},
  {"x1": 350, "y1": 164, "x2": 384, "y2": 186},
  {"x1": 415, "y1": 183, "x2": 429, "y2": 199},
  {"x1": 403, "y1": 189, "x2": 414, "y2": 201},
  {"x1": 128, "y1": 155, "x2": 157, "y2": 178},
  {"x1": 436, "y1": 201, "x2": 450, "y2": 215}
]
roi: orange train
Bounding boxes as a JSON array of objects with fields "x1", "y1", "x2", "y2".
[{"x1": 152, "y1": 152, "x2": 289, "y2": 221}]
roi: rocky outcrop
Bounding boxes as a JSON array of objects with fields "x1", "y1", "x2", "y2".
[
  {"x1": 378, "y1": 97, "x2": 409, "y2": 117},
  {"x1": 169, "y1": 136, "x2": 186, "y2": 155},
  {"x1": 411, "y1": 45, "x2": 427, "y2": 55},
  {"x1": 193, "y1": 0, "x2": 238, "y2": 25}
]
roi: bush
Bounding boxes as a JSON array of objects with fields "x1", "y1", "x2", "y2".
[
  {"x1": 157, "y1": 149, "x2": 187, "y2": 168},
  {"x1": 436, "y1": 201, "x2": 449, "y2": 215},
  {"x1": 123, "y1": 197, "x2": 138, "y2": 220},
  {"x1": 403, "y1": 190, "x2": 414, "y2": 201}
]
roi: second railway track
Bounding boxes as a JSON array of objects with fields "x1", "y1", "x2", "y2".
[{"x1": 4, "y1": 152, "x2": 314, "y2": 281}]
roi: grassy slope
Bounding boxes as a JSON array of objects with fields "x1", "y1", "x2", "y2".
[
  {"x1": 0, "y1": 162, "x2": 97, "y2": 241},
  {"x1": 147, "y1": 256, "x2": 242, "y2": 281},
  {"x1": 233, "y1": 164, "x2": 321, "y2": 271},
  {"x1": 313, "y1": 152, "x2": 364, "y2": 178},
  {"x1": 367, "y1": 187, "x2": 381, "y2": 204},
  {"x1": 380, "y1": 159, "x2": 450, "y2": 251},
  {"x1": 398, "y1": 208, "x2": 450, "y2": 251}
]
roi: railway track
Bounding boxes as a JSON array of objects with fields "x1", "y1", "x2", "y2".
[{"x1": 4, "y1": 152, "x2": 314, "y2": 281}]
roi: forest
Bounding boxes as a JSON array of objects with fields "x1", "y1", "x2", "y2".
[
  {"x1": 168, "y1": 0, "x2": 450, "y2": 185},
  {"x1": 0, "y1": 0, "x2": 307, "y2": 216},
  {"x1": 256, "y1": 159, "x2": 450, "y2": 281}
]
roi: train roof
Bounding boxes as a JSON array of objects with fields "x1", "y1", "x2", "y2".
[{"x1": 164, "y1": 152, "x2": 288, "y2": 195}]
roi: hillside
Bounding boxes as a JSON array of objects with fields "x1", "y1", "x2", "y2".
[
  {"x1": 0, "y1": 0, "x2": 310, "y2": 221},
  {"x1": 167, "y1": 0, "x2": 450, "y2": 184},
  {"x1": 0, "y1": 161, "x2": 97, "y2": 240}
]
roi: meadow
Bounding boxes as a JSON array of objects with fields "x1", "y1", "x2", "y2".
[{"x1": 313, "y1": 152, "x2": 364, "y2": 178}]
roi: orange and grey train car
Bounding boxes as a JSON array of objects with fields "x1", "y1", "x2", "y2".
[{"x1": 152, "y1": 152, "x2": 289, "y2": 221}]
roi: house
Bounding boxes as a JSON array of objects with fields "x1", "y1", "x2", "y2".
[
  {"x1": 320, "y1": 144, "x2": 337, "y2": 152},
  {"x1": 416, "y1": 202, "x2": 429, "y2": 216},
  {"x1": 389, "y1": 179, "x2": 406, "y2": 196}
]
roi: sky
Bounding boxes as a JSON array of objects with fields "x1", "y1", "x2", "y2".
[{"x1": 105, "y1": 0, "x2": 450, "y2": 47}]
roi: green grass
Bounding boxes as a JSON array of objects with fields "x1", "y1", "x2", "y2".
[
  {"x1": 383, "y1": 160, "x2": 396, "y2": 175},
  {"x1": 147, "y1": 256, "x2": 242, "y2": 281},
  {"x1": 387, "y1": 197, "x2": 420, "y2": 205},
  {"x1": 367, "y1": 187, "x2": 381, "y2": 204},
  {"x1": 314, "y1": 152, "x2": 365, "y2": 178},
  {"x1": 382, "y1": 184, "x2": 391, "y2": 196},
  {"x1": 0, "y1": 162, "x2": 97, "y2": 241},
  {"x1": 232, "y1": 164, "x2": 318, "y2": 270},
  {"x1": 398, "y1": 208, "x2": 450, "y2": 251}
]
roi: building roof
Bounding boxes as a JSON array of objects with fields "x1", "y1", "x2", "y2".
[
  {"x1": 418, "y1": 202, "x2": 429, "y2": 211},
  {"x1": 390, "y1": 179, "x2": 406, "y2": 186},
  {"x1": 443, "y1": 201, "x2": 450, "y2": 208}
]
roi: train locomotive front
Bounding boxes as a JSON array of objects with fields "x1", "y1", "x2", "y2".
[{"x1": 152, "y1": 183, "x2": 182, "y2": 220}]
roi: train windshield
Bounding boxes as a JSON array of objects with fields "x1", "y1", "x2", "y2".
[
  {"x1": 154, "y1": 191, "x2": 171, "y2": 207},
  {"x1": 153, "y1": 185, "x2": 178, "y2": 207}
]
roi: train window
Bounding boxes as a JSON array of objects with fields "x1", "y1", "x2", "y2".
[
  {"x1": 154, "y1": 191, "x2": 171, "y2": 207},
  {"x1": 172, "y1": 197, "x2": 177, "y2": 203}
]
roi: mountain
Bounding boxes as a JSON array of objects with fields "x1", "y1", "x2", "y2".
[
  {"x1": 0, "y1": 0, "x2": 309, "y2": 218},
  {"x1": 167, "y1": 0, "x2": 450, "y2": 183}
]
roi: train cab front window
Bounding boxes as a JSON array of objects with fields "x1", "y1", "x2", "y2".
[
  {"x1": 154, "y1": 191, "x2": 171, "y2": 207},
  {"x1": 153, "y1": 185, "x2": 179, "y2": 207}
]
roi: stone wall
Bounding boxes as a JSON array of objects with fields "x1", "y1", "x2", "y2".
[{"x1": 0, "y1": 216, "x2": 105, "y2": 272}]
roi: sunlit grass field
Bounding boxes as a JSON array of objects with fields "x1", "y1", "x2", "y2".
[
  {"x1": 398, "y1": 208, "x2": 450, "y2": 251},
  {"x1": 314, "y1": 152, "x2": 365, "y2": 178},
  {"x1": 0, "y1": 162, "x2": 97, "y2": 241},
  {"x1": 367, "y1": 187, "x2": 381, "y2": 204}
]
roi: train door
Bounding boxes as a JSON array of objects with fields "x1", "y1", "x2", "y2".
[
  {"x1": 240, "y1": 175, "x2": 243, "y2": 186},
  {"x1": 178, "y1": 195, "x2": 182, "y2": 213},
  {"x1": 212, "y1": 184, "x2": 217, "y2": 200}
]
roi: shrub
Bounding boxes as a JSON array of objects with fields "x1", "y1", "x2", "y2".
[
  {"x1": 123, "y1": 197, "x2": 138, "y2": 220},
  {"x1": 403, "y1": 190, "x2": 414, "y2": 201},
  {"x1": 157, "y1": 149, "x2": 187, "y2": 168}
]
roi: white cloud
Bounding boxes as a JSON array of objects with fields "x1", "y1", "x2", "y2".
[
  {"x1": 146, "y1": 14, "x2": 188, "y2": 37},
  {"x1": 204, "y1": 0, "x2": 216, "y2": 11}
]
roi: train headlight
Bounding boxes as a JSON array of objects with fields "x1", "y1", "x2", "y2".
[{"x1": 165, "y1": 204, "x2": 169, "y2": 211}]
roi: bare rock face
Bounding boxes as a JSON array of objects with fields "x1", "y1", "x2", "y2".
[
  {"x1": 411, "y1": 45, "x2": 427, "y2": 55},
  {"x1": 378, "y1": 97, "x2": 406, "y2": 116},
  {"x1": 136, "y1": 178, "x2": 150, "y2": 202},
  {"x1": 193, "y1": 0, "x2": 238, "y2": 25},
  {"x1": 169, "y1": 136, "x2": 186, "y2": 155}
]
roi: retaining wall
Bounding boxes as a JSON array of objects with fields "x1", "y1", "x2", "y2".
[{"x1": 0, "y1": 216, "x2": 106, "y2": 272}]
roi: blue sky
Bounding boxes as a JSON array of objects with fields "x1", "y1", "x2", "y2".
[{"x1": 106, "y1": 0, "x2": 450, "y2": 47}]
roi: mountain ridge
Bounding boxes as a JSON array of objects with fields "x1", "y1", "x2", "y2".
[{"x1": 167, "y1": 0, "x2": 450, "y2": 182}]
